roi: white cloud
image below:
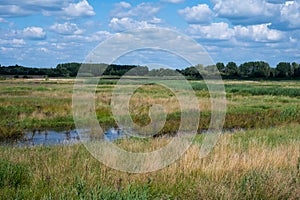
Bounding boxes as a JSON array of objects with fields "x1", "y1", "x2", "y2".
[
  {"x1": 111, "y1": 2, "x2": 160, "y2": 20},
  {"x1": 0, "y1": 0, "x2": 68, "y2": 17},
  {"x1": 161, "y1": 0, "x2": 185, "y2": 3},
  {"x1": 280, "y1": 1, "x2": 300, "y2": 29},
  {"x1": 0, "y1": 0, "x2": 95, "y2": 19},
  {"x1": 62, "y1": 0, "x2": 95, "y2": 18},
  {"x1": 0, "y1": 47, "x2": 14, "y2": 52},
  {"x1": 38, "y1": 47, "x2": 49, "y2": 53},
  {"x1": 0, "y1": 38, "x2": 26, "y2": 47},
  {"x1": 22, "y1": 26, "x2": 46, "y2": 40},
  {"x1": 212, "y1": 0, "x2": 278, "y2": 25},
  {"x1": 0, "y1": 5, "x2": 31, "y2": 17},
  {"x1": 116, "y1": 2, "x2": 131, "y2": 9},
  {"x1": 62, "y1": 31, "x2": 112, "y2": 43},
  {"x1": 50, "y1": 22, "x2": 84, "y2": 35},
  {"x1": 85, "y1": 31, "x2": 112, "y2": 42},
  {"x1": 188, "y1": 22, "x2": 234, "y2": 40},
  {"x1": 149, "y1": 17, "x2": 162, "y2": 24},
  {"x1": 188, "y1": 22, "x2": 284, "y2": 43},
  {"x1": 234, "y1": 23, "x2": 284, "y2": 42},
  {"x1": 109, "y1": 17, "x2": 156, "y2": 32},
  {"x1": 179, "y1": 4, "x2": 215, "y2": 24}
]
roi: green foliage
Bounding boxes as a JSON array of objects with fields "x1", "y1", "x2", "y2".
[
  {"x1": 226, "y1": 62, "x2": 239, "y2": 76},
  {"x1": 239, "y1": 61, "x2": 271, "y2": 78},
  {"x1": 276, "y1": 62, "x2": 293, "y2": 78},
  {"x1": 1, "y1": 61, "x2": 300, "y2": 79},
  {"x1": 226, "y1": 84, "x2": 300, "y2": 97}
]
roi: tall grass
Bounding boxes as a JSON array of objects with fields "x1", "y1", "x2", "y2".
[{"x1": 0, "y1": 124, "x2": 299, "y2": 199}]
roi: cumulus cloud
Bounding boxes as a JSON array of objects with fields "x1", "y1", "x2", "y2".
[
  {"x1": 0, "y1": 38, "x2": 26, "y2": 47},
  {"x1": 111, "y1": 2, "x2": 160, "y2": 20},
  {"x1": 279, "y1": 1, "x2": 300, "y2": 29},
  {"x1": 109, "y1": 2, "x2": 162, "y2": 32},
  {"x1": 0, "y1": 0, "x2": 67, "y2": 17},
  {"x1": 109, "y1": 17, "x2": 156, "y2": 32},
  {"x1": 209, "y1": 0, "x2": 300, "y2": 30},
  {"x1": 0, "y1": 0, "x2": 95, "y2": 19},
  {"x1": 234, "y1": 23, "x2": 284, "y2": 42},
  {"x1": 0, "y1": 5, "x2": 31, "y2": 17},
  {"x1": 61, "y1": 31, "x2": 112, "y2": 43},
  {"x1": 212, "y1": 0, "x2": 278, "y2": 25},
  {"x1": 115, "y1": 1, "x2": 131, "y2": 9},
  {"x1": 188, "y1": 22, "x2": 234, "y2": 40},
  {"x1": 62, "y1": 0, "x2": 95, "y2": 18},
  {"x1": 50, "y1": 22, "x2": 84, "y2": 35},
  {"x1": 86, "y1": 31, "x2": 112, "y2": 42},
  {"x1": 22, "y1": 26, "x2": 46, "y2": 40},
  {"x1": 188, "y1": 22, "x2": 284, "y2": 43},
  {"x1": 179, "y1": 4, "x2": 215, "y2": 24}
]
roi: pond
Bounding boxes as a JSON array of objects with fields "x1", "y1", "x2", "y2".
[
  {"x1": 0, "y1": 128, "x2": 245, "y2": 147},
  {"x1": 0, "y1": 128, "x2": 127, "y2": 147}
]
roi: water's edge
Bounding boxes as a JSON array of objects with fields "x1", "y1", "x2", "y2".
[{"x1": 0, "y1": 127, "x2": 245, "y2": 147}]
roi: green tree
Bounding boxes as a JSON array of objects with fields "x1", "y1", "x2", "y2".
[
  {"x1": 216, "y1": 62, "x2": 225, "y2": 73},
  {"x1": 276, "y1": 62, "x2": 292, "y2": 78},
  {"x1": 291, "y1": 62, "x2": 299, "y2": 77},
  {"x1": 225, "y1": 62, "x2": 238, "y2": 76},
  {"x1": 292, "y1": 62, "x2": 300, "y2": 77}
]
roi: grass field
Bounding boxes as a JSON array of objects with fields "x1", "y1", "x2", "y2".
[{"x1": 0, "y1": 78, "x2": 299, "y2": 199}]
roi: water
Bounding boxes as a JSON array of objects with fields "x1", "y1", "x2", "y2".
[
  {"x1": 0, "y1": 128, "x2": 126, "y2": 147},
  {"x1": 0, "y1": 127, "x2": 244, "y2": 147},
  {"x1": 104, "y1": 127, "x2": 126, "y2": 142},
  {"x1": 0, "y1": 130, "x2": 80, "y2": 147}
]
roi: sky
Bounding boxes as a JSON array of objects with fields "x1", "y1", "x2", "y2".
[{"x1": 0, "y1": 0, "x2": 300, "y2": 68}]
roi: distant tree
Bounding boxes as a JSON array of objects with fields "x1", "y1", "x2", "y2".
[
  {"x1": 225, "y1": 62, "x2": 238, "y2": 76},
  {"x1": 269, "y1": 68, "x2": 276, "y2": 78},
  {"x1": 291, "y1": 62, "x2": 299, "y2": 77},
  {"x1": 276, "y1": 62, "x2": 292, "y2": 78},
  {"x1": 126, "y1": 66, "x2": 149, "y2": 76},
  {"x1": 148, "y1": 68, "x2": 178, "y2": 76},
  {"x1": 292, "y1": 62, "x2": 300, "y2": 77},
  {"x1": 180, "y1": 66, "x2": 201, "y2": 78},
  {"x1": 204, "y1": 65, "x2": 220, "y2": 76},
  {"x1": 216, "y1": 62, "x2": 225, "y2": 73},
  {"x1": 56, "y1": 62, "x2": 81, "y2": 77}
]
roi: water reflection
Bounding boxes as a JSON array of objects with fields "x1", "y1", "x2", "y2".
[
  {"x1": 0, "y1": 130, "x2": 80, "y2": 147},
  {"x1": 104, "y1": 127, "x2": 126, "y2": 142},
  {"x1": 0, "y1": 127, "x2": 244, "y2": 147},
  {"x1": 1, "y1": 127, "x2": 127, "y2": 147},
  {"x1": 21, "y1": 130, "x2": 80, "y2": 147}
]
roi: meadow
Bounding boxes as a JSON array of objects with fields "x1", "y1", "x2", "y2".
[{"x1": 0, "y1": 78, "x2": 299, "y2": 199}]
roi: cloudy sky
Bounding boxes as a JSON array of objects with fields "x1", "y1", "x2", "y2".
[{"x1": 0, "y1": 0, "x2": 300, "y2": 68}]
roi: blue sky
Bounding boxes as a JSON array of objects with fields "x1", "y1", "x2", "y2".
[{"x1": 0, "y1": 0, "x2": 299, "y2": 68}]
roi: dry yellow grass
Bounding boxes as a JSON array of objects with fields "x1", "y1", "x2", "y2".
[{"x1": 1, "y1": 124, "x2": 299, "y2": 199}]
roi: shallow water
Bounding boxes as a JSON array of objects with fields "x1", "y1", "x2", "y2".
[
  {"x1": 0, "y1": 128, "x2": 126, "y2": 147},
  {"x1": 0, "y1": 130, "x2": 80, "y2": 147},
  {"x1": 0, "y1": 127, "x2": 245, "y2": 147}
]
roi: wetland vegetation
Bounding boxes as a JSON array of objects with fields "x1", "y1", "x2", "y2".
[{"x1": 0, "y1": 77, "x2": 299, "y2": 199}]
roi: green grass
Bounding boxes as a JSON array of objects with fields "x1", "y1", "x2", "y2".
[
  {"x1": 0, "y1": 124, "x2": 299, "y2": 199},
  {"x1": 0, "y1": 78, "x2": 299, "y2": 199},
  {"x1": 0, "y1": 79, "x2": 300, "y2": 138}
]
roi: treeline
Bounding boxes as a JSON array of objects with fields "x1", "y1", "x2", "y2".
[
  {"x1": 0, "y1": 63, "x2": 148, "y2": 78},
  {"x1": 178, "y1": 61, "x2": 300, "y2": 79},
  {"x1": 0, "y1": 61, "x2": 299, "y2": 79}
]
